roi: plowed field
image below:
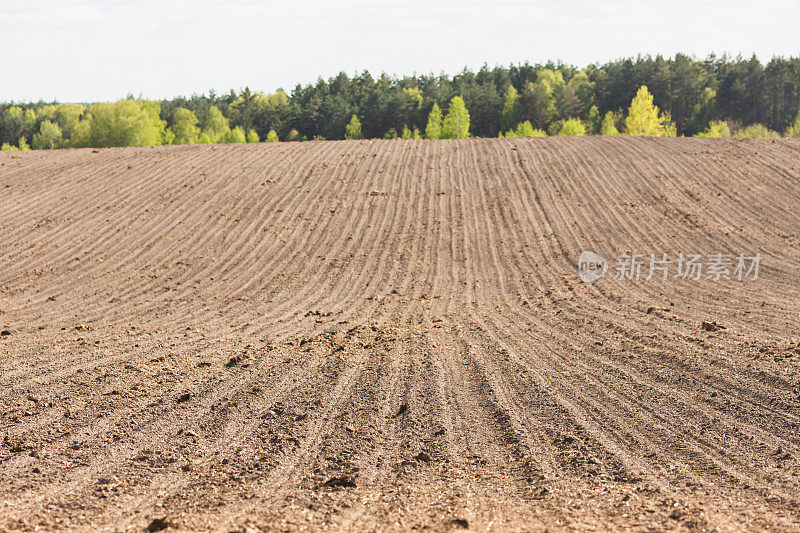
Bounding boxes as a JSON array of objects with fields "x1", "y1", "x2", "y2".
[{"x1": 1, "y1": 137, "x2": 800, "y2": 531}]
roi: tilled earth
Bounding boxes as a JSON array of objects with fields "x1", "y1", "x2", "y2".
[{"x1": 1, "y1": 137, "x2": 800, "y2": 531}]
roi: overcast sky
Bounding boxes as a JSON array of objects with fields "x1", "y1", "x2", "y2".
[{"x1": 2, "y1": 0, "x2": 797, "y2": 103}]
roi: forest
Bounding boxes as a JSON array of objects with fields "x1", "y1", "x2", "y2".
[{"x1": 2, "y1": 53, "x2": 800, "y2": 150}]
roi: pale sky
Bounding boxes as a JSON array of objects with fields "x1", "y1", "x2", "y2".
[{"x1": 1, "y1": 0, "x2": 797, "y2": 103}]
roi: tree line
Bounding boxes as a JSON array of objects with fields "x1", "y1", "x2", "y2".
[{"x1": 2, "y1": 53, "x2": 800, "y2": 151}]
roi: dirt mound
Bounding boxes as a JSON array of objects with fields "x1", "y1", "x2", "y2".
[{"x1": 1, "y1": 137, "x2": 800, "y2": 530}]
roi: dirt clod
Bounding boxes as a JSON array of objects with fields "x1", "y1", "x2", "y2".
[
  {"x1": 146, "y1": 517, "x2": 171, "y2": 532},
  {"x1": 392, "y1": 403, "x2": 408, "y2": 418},
  {"x1": 323, "y1": 475, "x2": 357, "y2": 489}
]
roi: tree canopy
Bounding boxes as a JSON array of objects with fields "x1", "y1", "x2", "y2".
[
  {"x1": 79, "y1": 99, "x2": 168, "y2": 147},
  {"x1": 441, "y1": 96, "x2": 470, "y2": 139},
  {"x1": 624, "y1": 86, "x2": 674, "y2": 136},
  {"x1": 425, "y1": 103, "x2": 443, "y2": 140},
  {"x1": 3, "y1": 54, "x2": 800, "y2": 150},
  {"x1": 345, "y1": 114, "x2": 363, "y2": 139}
]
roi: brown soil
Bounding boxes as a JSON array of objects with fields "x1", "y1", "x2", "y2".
[{"x1": 1, "y1": 137, "x2": 800, "y2": 531}]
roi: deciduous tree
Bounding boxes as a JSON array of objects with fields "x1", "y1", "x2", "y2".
[
  {"x1": 425, "y1": 103, "x2": 442, "y2": 139},
  {"x1": 502, "y1": 120, "x2": 546, "y2": 138},
  {"x1": 599, "y1": 112, "x2": 620, "y2": 135},
  {"x1": 85, "y1": 99, "x2": 168, "y2": 147},
  {"x1": 695, "y1": 120, "x2": 731, "y2": 138},
  {"x1": 201, "y1": 106, "x2": 231, "y2": 143},
  {"x1": 442, "y1": 96, "x2": 470, "y2": 139},
  {"x1": 345, "y1": 115, "x2": 363, "y2": 139},
  {"x1": 32, "y1": 120, "x2": 63, "y2": 150},
  {"x1": 557, "y1": 118, "x2": 586, "y2": 136},
  {"x1": 170, "y1": 108, "x2": 200, "y2": 144},
  {"x1": 624, "y1": 86, "x2": 675, "y2": 136}
]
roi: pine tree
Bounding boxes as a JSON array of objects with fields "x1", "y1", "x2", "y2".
[
  {"x1": 266, "y1": 129, "x2": 280, "y2": 142},
  {"x1": 401, "y1": 125, "x2": 412, "y2": 139},
  {"x1": 246, "y1": 129, "x2": 260, "y2": 143},
  {"x1": 345, "y1": 114, "x2": 363, "y2": 139},
  {"x1": 441, "y1": 96, "x2": 470, "y2": 139}
]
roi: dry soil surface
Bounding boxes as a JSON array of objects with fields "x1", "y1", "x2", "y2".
[{"x1": 1, "y1": 137, "x2": 800, "y2": 531}]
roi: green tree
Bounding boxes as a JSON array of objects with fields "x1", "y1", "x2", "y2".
[
  {"x1": 18, "y1": 137, "x2": 30, "y2": 151},
  {"x1": 662, "y1": 113, "x2": 678, "y2": 137},
  {"x1": 567, "y1": 70, "x2": 595, "y2": 115},
  {"x1": 402, "y1": 87, "x2": 423, "y2": 108},
  {"x1": 425, "y1": 103, "x2": 442, "y2": 139},
  {"x1": 786, "y1": 112, "x2": 800, "y2": 137},
  {"x1": 266, "y1": 129, "x2": 279, "y2": 142},
  {"x1": 401, "y1": 125, "x2": 412, "y2": 139},
  {"x1": 624, "y1": 86, "x2": 674, "y2": 136},
  {"x1": 1, "y1": 143, "x2": 18, "y2": 151},
  {"x1": 736, "y1": 123, "x2": 780, "y2": 139},
  {"x1": 558, "y1": 118, "x2": 586, "y2": 136},
  {"x1": 285, "y1": 129, "x2": 302, "y2": 142},
  {"x1": 688, "y1": 87, "x2": 717, "y2": 134},
  {"x1": 54, "y1": 104, "x2": 85, "y2": 139},
  {"x1": 32, "y1": 120, "x2": 63, "y2": 150},
  {"x1": 1, "y1": 106, "x2": 36, "y2": 145},
  {"x1": 586, "y1": 105, "x2": 600, "y2": 134},
  {"x1": 246, "y1": 129, "x2": 260, "y2": 143},
  {"x1": 345, "y1": 114, "x2": 363, "y2": 139},
  {"x1": 223, "y1": 126, "x2": 247, "y2": 143},
  {"x1": 599, "y1": 112, "x2": 620, "y2": 135},
  {"x1": 170, "y1": 108, "x2": 200, "y2": 144},
  {"x1": 503, "y1": 121, "x2": 546, "y2": 138},
  {"x1": 69, "y1": 120, "x2": 92, "y2": 148},
  {"x1": 522, "y1": 70, "x2": 562, "y2": 129},
  {"x1": 201, "y1": 106, "x2": 231, "y2": 143},
  {"x1": 500, "y1": 85, "x2": 522, "y2": 132},
  {"x1": 383, "y1": 127, "x2": 398, "y2": 139},
  {"x1": 84, "y1": 99, "x2": 168, "y2": 147},
  {"x1": 441, "y1": 96, "x2": 470, "y2": 139},
  {"x1": 695, "y1": 120, "x2": 731, "y2": 138}
]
